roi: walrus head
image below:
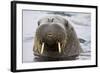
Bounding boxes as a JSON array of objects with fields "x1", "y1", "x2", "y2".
[
  {"x1": 33, "y1": 16, "x2": 81, "y2": 58},
  {"x1": 37, "y1": 22, "x2": 67, "y2": 54}
]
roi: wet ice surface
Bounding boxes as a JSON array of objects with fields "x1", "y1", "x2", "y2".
[{"x1": 23, "y1": 11, "x2": 91, "y2": 63}]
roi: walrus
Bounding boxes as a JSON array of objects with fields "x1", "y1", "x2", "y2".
[{"x1": 33, "y1": 16, "x2": 82, "y2": 60}]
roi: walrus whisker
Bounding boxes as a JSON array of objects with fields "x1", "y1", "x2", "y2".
[
  {"x1": 58, "y1": 42, "x2": 61, "y2": 53},
  {"x1": 40, "y1": 42, "x2": 44, "y2": 54}
]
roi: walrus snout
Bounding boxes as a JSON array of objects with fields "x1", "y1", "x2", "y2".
[{"x1": 37, "y1": 24, "x2": 66, "y2": 46}]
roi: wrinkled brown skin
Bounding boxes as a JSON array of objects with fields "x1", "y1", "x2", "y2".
[{"x1": 33, "y1": 16, "x2": 82, "y2": 61}]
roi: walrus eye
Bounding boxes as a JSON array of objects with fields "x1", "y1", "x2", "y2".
[
  {"x1": 38, "y1": 22, "x2": 40, "y2": 26},
  {"x1": 64, "y1": 20, "x2": 69, "y2": 28},
  {"x1": 38, "y1": 21, "x2": 41, "y2": 26},
  {"x1": 65, "y1": 23, "x2": 69, "y2": 28}
]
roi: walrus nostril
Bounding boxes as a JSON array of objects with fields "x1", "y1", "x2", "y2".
[
  {"x1": 47, "y1": 33, "x2": 53, "y2": 37},
  {"x1": 47, "y1": 34, "x2": 53, "y2": 37}
]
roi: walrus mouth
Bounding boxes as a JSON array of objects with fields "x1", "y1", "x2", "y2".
[{"x1": 40, "y1": 42, "x2": 62, "y2": 54}]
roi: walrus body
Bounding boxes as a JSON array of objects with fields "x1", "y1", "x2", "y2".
[{"x1": 33, "y1": 16, "x2": 82, "y2": 60}]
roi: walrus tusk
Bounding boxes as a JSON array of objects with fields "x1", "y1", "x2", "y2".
[
  {"x1": 58, "y1": 42, "x2": 61, "y2": 53},
  {"x1": 40, "y1": 42, "x2": 44, "y2": 54}
]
